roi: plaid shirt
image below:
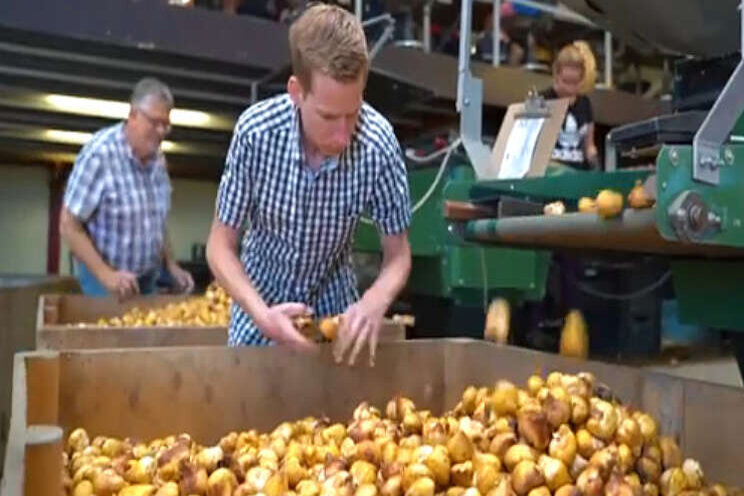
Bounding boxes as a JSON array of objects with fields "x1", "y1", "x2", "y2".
[
  {"x1": 64, "y1": 123, "x2": 172, "y2": 275},
  {"x1": 217, "y1": 94, "x2": 411, "y2": 346}
]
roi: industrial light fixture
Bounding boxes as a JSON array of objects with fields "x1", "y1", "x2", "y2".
[
  {"x1": 44, "y1": 94, "x2": 212, "y2": 128},
  {"x1": 44, "y1": 129, "x2": 177, "y2": 152},
  {"x1": 43, "y1": 129, "x2": 95, "y2": 146}
]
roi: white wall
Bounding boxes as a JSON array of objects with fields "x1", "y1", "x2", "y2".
[
  {"x1": 0, "y1": 165, "x2": 217, "y2": 276},
  {"x1": 59, "y1": 177, "x2": 217, "y2": 275},
  {"x1": 0, "y1": 166, "x2": 50, "y2": 275},
  {"x1": 168, "y1": 178, "x2": 218, "y2": 261}
]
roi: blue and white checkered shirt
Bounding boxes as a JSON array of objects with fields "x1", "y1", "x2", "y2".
[
  {"x1": 217, "y1": 94, "x2": 411, "y2": 346},
  {"x1": 64, "y1": 123, "x2": 172, "y2": 275}
]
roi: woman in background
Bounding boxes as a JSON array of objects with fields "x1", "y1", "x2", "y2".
[{"x1": 542, "y1": 43, "x2": 599, "y2": 170}]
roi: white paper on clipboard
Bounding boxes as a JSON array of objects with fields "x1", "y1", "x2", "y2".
[{"x1": 498, "y1": 117, "x2": 546, "y2": 179}]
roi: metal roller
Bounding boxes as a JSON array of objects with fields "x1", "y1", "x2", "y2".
[{"x1": 464, "y1": 209, "x2": 744, "y2": 258}]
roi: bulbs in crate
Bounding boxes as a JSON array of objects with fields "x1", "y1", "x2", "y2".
[{"x1": 62, "y1": 370, "x2": 738, "y2": 496}]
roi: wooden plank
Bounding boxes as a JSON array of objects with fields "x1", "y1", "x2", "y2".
[
  {"x1": 2, "y1": 354, "x2": 31, "y2": 495},
  {"x1": 640, "y1": 372, "x2": 685, "y2": 445},
  {"x1": 36, "y1": 293, "x2": 407, "y2": 350},
  {"x1": 24, "y1": 426, "x2": 63, "y2": 496},
  {"x1": 683, "y1": 379, "x2": 744, "y2": 486},
  {"x1": 38, "y1": 326, "x2": 227, "y2": 350},
  {"x1": 37, "y1": 324, "x2": 405, "y2": 350},
  {"x1": 56, "y1": 342, "x2": 446, "y2": 444},
  {"x1": 0, "y1": 276, "x2": 78, "y2": 480},
  {"x1": 3, "y1": 353, "x2": 66, "y2": 496},
  {"x1": 24, "y1": 353, "x2": 60, "y2": 426},
  {"x1": 443, "y1": 201, "x2": 498, "y2": 221}
]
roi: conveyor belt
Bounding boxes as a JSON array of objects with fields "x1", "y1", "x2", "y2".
[{"x1": 465, "y1": 209, "x2": 744, "y2": 258}]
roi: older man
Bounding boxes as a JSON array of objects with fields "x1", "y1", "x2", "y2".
[
  {"x1": 207, "y1": 4, "x2": 412, "y2": 365},
  {"x1": 60, "y1": 78, "x2": 194, "y2": 298}
]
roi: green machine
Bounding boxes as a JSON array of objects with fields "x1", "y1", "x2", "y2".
[
  {"x1": 353, "y1": 0, "x2": 656, "y2": 338},
  {"x1": 355, "y1": 154, "x2": 551, "y2": 308},
  {"x1": 449, "y1": 1, "x2": 744, "y2": 374},
  {"x1": 356, "y1": 0, "x2": 744, "y2": 377},
  {"x1": 350, "y1": 1, "x2": 659, "y2": 338}
]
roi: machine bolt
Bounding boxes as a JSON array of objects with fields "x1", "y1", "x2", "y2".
[
  {"x1": 661, "y1": 181, "x2": 667, "y2": 189},
  {"x1": 708, "y1": 212, "x2": 722, "y2": 228},
  {"x1": 669, "y1": 147, "x2": 679, "y2": 165},
  {"x1": 701, "y1": 156, "x2": 716, "y2": 169},
  {"x1": 724, "y1": 147, "x2": 735, "y2": 166},
  {"x1": 734, "y1": 219, "x2": 742, "y2": 228},
  {"x1": 688, "y1": 204, "x2": 705, "y2": 230}
]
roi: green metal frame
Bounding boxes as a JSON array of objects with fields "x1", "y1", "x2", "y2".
[
  {"x1": 354, "y1": 161, "x2": 550, "y2": 305},
  {"x1": 354, "y1": 161, "x2": 655, "y2": 307},
  {"x1": 671, "y1": 260, "x2": 744, "y2": 329},
  {"x1": 656, "y1": 144, "x2": 744, "y2": 247},
  {"x1": 353, "y1": 144, "x2": 744, "y2": 329},
  {"x1": 466, "y1": 168, "x2": 653, "y2": 204},
  {"x1": 652, "y1": 144, "x2": 744, "y2": 330}
]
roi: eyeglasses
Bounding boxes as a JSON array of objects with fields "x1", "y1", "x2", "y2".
[{"x1": 136, "y1": 107, "x2": 172, "y2": 134}]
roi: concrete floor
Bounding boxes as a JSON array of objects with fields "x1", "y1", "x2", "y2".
[{"x1": 644, "y1": 357, "x2": 743, "y2": 388}]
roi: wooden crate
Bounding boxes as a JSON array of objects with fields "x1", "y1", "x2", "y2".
[
  {"x1": 3, "y1": 340, "x2": 744, "y2": 495},
  {"x1": 36, "y1": 294, "x2": 406, "y2": 349},
  {"x1": 0, "y1": 276, "x2": 79, "y2": 480},
  {"x1": 36, "y1": 294, "x2": 225, "y2": 349}
]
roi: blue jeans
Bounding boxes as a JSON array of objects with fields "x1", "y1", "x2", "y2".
[{"x1": 76, "y1": 261, "x2": 157, "y2": 296}]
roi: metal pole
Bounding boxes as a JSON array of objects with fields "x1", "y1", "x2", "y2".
[
  {"x1": 361, "y1": 13, "x2": 393, "y2": 27},
  {"x1": 423, "y1": 0, "x2": 432, "y2": 53},
  {"x1": 604, "y1": 30, "x2": 613, "y2": 87},
  {"x1": 355, "y1": 0, "x2": 363, "y2": 20},
  {"x1": 741, "y1": 0, "x2": 744, "y2": 58},
  {"x1": 457, "y1": 0, "x2": 474, "y2": 111},
  {"x1": 493, "y1": 0, "x2": 501, "y2": 66}
]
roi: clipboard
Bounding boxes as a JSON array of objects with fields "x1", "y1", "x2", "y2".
[{"x1": 484, "y1": 93, "x2": 570, "y2": 180}]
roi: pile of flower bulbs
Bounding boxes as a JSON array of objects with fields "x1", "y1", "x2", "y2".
[
  {"x1": 76, "y1": 283, "x2": 231, "y2": 328},
  {"x1": 63, "y1": 371, "x2": 741, "y2": 496}
]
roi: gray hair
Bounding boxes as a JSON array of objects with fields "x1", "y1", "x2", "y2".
[{"x1": 130, "y1": 77, "x2": 174, "y2": 108}]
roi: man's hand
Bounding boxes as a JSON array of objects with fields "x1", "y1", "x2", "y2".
[
  {"x1": 255, "y1": 303, "x2": 318, "y2": 353},
  {"x1": 334, "y1": 232, "x2": 410, "y2": 367},
  {"x1": 102, "y1": 269, "x2": 140, "y2": 300},
  {"x1": 334, "y1": 297, "x2": 386, "y2": 366},
  {"x1": 168, "y1": 262, "x2": 195, "y2": 293}
]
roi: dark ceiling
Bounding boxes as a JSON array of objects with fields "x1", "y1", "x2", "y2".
[{"x1": 0, "y1": 0, "x2": 663, "y2": 179}]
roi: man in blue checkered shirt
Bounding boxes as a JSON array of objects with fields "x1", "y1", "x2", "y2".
[
  {"x1": 207, "y1": 4, "x2": 412, "y2": 365},
  {"x1": 60, "y1": 78, "x2": 194, "y2": 299}
]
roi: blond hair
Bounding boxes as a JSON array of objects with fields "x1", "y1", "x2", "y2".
[
  {"x1": 289, "y1": 3, "x2": 368, "y2": 91},
  {"x1": 553, "y1": 44, "x2": 585, "y2": 78}
]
